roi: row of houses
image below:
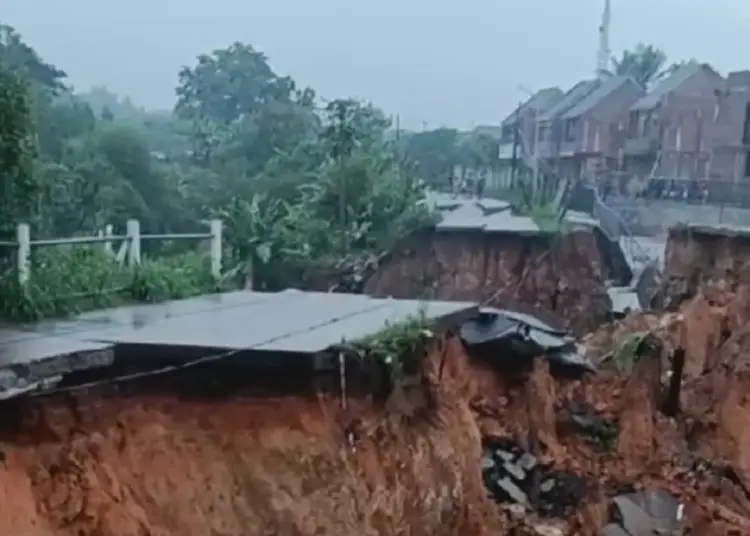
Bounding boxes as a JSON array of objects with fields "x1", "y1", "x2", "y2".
[{"x1": 489, "y1": 62, "x2": 750, "y2": 186}]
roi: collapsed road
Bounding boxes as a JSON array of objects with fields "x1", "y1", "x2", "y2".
[
  {"x1": 0, "y1": 219, "x2": 748, "y2": 534},
  {"x1": 364, "y1": 193, "x2": 656, "y2": 335}
]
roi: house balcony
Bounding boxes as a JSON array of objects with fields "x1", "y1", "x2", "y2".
[
  {"x1": 497, "y1": 142, "x2": 516, "y2": 160},
  {"x1": 536, "y1": 141, "x2": 557, "y2": 158},
  {"x1": 559, "y1": 140, "x2": 578, "y2": 157},
  {"x1": 624, "y1": 137, "x2": 658, "y2": 156}
]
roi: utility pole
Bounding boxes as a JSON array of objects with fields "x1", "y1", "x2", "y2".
[
  {"x1": 518, "y1": 85, "x2": 541, "y2": 196},
  {"x1": 532, "y1": 107, "x2": 541, "y2": 197},
  {"x1": 510, "y1": 101, "x2": 522, "y2": 189}
]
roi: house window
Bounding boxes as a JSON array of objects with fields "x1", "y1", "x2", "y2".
[
  {"x1": 564, "y1": 118, "x2": 578, "y2": 141},
  {"x1": 538, "y1": 124, "x2": 548, "y2": 141}
]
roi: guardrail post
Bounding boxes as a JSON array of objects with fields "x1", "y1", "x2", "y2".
[
  {"x1": 126, "y1": 219, "x2": 141, "y2": 266},
  {"x1": 103, "y1": 224, "x2": 114, "y2": 256},
  {"x1": 16, "y1": 222, "x2": 30, "y2": 286},
  {"x1": 209, "y1": 218, "x2": 222, "y2": 279}
]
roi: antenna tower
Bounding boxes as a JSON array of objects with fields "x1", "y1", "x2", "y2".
[{"x1": 596, "y1": 0, "x2": 611, "y2": 77}]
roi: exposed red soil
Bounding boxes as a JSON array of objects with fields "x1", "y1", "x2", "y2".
[
  {"x1": 658, "y1": 224, "x2": 750, "y2": 310},
  {"x1": 0, "y1": 339, "x2": 506, "y2": 536},
  {"x1": 0, "y1": 311, "x2": 748, "y2": 535},
  {"x1": 365, "y1": 229, "x2": 619, "y2": 335},
  {"x1": 579, "y1": 289, "x2": 750, "y2": 534}
]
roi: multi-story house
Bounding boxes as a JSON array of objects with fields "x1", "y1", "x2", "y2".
[
  {"x1": 490, "y1": 64, "x2": 750, "y2": 199},
  {"x1": 706, "y1": 70, "x2": 750, "y2": 184},
  {"x1": 535, "y1": 75, "x2": 644, "y2": 180},
  {"x1": 495, "y1": 87, "x2": 563, "y2": 183},
  {"x1": 623, "y1": 62, "x2": 724, "y2": 180}
]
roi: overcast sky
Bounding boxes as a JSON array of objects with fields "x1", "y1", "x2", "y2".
[{"x1": 4, "y1": 0, "x2": 749, "y2": 129}]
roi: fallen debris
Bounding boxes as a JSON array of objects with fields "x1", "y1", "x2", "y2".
[
  {"x1": 461, "y1": 306, "x2": 596, "y2": 374},
  {"x1": 564, "y1": 403, "x2": 618, "y2": 451},
  {"x1": 481, "y1": 436, "x2": 588, "y2": 517},
  {"x1": 602, "y1": 490, "x2": 684, "y2": 535}
]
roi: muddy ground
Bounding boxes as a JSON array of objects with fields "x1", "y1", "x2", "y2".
[{"x1": 1, "y1": 226, "x2": 750, "y2": 534}]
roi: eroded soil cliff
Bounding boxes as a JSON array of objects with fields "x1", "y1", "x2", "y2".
[
  {"x1": 658, "y1": 224, "x2": 750, "y2": 309},
  {"x1": 1, "y1": 306, "x2": 749, "y2": 535},
  {"x1": 0, "y1": 339, "x2": 505, "y2": 536},
  {"x1": 365, "y1": 229, "x2": 618, "y2": 335}
]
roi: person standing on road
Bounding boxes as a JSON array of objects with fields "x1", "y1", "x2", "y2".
[{"x1": 476, "y1": 174, "x2": 486, "y2": 198}]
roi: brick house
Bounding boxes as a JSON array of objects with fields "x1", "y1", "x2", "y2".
[
  {"x1": 490, "y1": 64, "x2": 750, "y2": 196},
  {"x1": 706, "y1": 70, "x2": 750, "y2": 184},
  {"x1": 623, "y1": 62, "x2": 725, "y2": 179},
  {"x1": 535, "y1": 75, "x2": 644, "y2": 180},
  {"x1": 496, "y1": 87, "x2": 563, "y2": 182}
]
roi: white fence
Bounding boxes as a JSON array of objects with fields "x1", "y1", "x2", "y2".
[{"x1": 0, "y1": 218, "x2": 222, "y2": 286}]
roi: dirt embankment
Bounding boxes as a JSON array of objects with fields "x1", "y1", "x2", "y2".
[
  {"x1": 1, "y1": 323, "x2": 746, "y2": 534},
  {"x1": 581, "y1": 222, "x2": 750, "y2": 533},
  {"x1": 0, "y1": 340, "x2": 509, "y2": 536},
  {"x1": 581, "y1": 287, "x2": 750, "y2": 533},
  {"x1": 658, "y1": 225, "x2": 750, "y2": 310},
  {"x1": 365, "y1": 229, "x2": 620, "y2": 335}
]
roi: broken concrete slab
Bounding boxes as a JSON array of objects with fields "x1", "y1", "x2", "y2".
[
  {"x1": 599, "y1": 523, "x2": 630, "y2": 536},
  {"x1": 609, "y1": 490, "x2": 683, "y2": 535},
  {"x1": 481, "y1": 436, "x2": 587, "y2": 517},
  {"x1": 0, "y1": 330, "x2": 113, "y2": 398},
  {"x1": 460, "y1": 307, "x2": 596, "y2": 373}
]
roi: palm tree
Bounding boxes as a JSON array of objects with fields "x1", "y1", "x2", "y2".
[{"x1": 609, "y1": 43, "x2": 680, "y2": 89}]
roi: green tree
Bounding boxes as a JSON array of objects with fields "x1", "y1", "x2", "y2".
[
  {"x1": 402, "y1": 128, "x2": 461, "y2": 186},
  {"x1": 456, "y1": 132, "x2": 498, "y2": 170},
  {"x1": 610, "y1": 43, "x2": 679, "y2": 89},
  {"x1": 36, "y1": 97, "x2": 97, "y2": 158},
  {"x1": 175, "y1": 42, "x2": 313, "y2": 124},
  {"x1": 0, "y1": 25, "x2": 66, "y2": 94},
  {"x1": 216, "y1": 97, "x2": 433, "y2": 290},
  {"x1": 0, "y1": 64, "x2": 37, "y2": 239},
  {"x1": 175, "y1": 42, "x2": 317, "y2": 165}
]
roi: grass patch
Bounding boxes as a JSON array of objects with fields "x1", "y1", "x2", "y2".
[
  {"x1": 0, "y1": 246, "x2": 224, "y2": 321},
  {"x1": 485, "y1": 182, "x2": 571, "y2": 234},
  {"x1": 355, "y1": 307, "x2": 433, "y2": 380}
]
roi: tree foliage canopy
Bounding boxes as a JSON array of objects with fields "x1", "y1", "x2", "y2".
[{"x1": 610, "y1": 42, "x2": 683, "y2": 89}]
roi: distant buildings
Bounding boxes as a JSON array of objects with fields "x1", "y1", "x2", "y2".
[{"x1": 493, "y1": 63, "x2": 750, "y2": 187}]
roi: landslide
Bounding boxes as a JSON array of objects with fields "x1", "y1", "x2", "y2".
[
  {"x1": 3, "y1": 223, "x2": 750, "y2": 535},
  {"x1": 579, "y1": 286, "x2": 750, "y2": 534},
  {"x1": 0, "y1": 340, "x2": 507, "y2": 536},
  {"x1": 1, "y1": 317, "x2": 746, "y2": 535},
  {"x1": 581, "y1": 224, "x2": 750, "y2": 533},
  {"x1": 365, "y1": 228, "x2": 621, "y2": 335},
  {"x1": 658, "y1": 224, "x2": 750, "y2": 310}
]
